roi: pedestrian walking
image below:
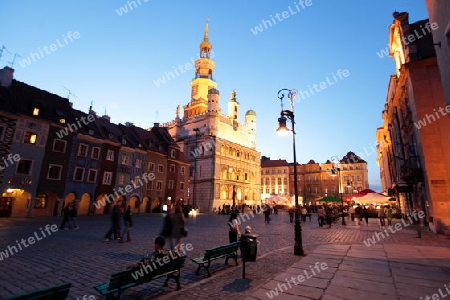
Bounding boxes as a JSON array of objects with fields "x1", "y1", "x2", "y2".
[
  {"x1": 68, "y1": 201, "x2": 79, "y2": 230},
  {"x1": 325, "y1": 206, "x2": 333, "y2": 228},
  {"x1": 228, "y1": 212, "x2": 241, "y2": 243},
  {"x1": 317, "y1": 206, "x2": 325, "y2": 228},
  {"x1": 386, "y1": 205, "x2": 393, "y2": 226},
  {"x1": 60, "y1": 203, "x2": 71, "y2": 230},
  {"x1": 120, "y1": 205, "x2": 132, "y2": 243},
  {"x1": 413, "y1": 207, "x2": 422, "y2": 238},
  {"x1": 362, "y1": 206, "x2": 369, "y2": 226},
  {"x1": 301, "y1": 206, "x2": 307, "y2": 223},
  {"x1": 171, "y1": 205, "x2": 187, "y2": 251},
  {"x1": 160, "y1": 206, "x2": 174, "y2": 249},
  {"x1": 288, "y1": 206, "x2": 294, "y2": 223},
  {"x1": 349, "y1": 205, "x2": 355, "y2": 221},
  {"x1": 378, "y1": 205, "x2": 386, "y2": 227},
  {"x1": 263, "y1": 204, "x2": 271, "y2": 224},
  {"x1": 103, "y1": 200, "x2": 123, "y2": 242},
  {"x1": 354, "y1": 204, "x2": 362, "y2": 225}
]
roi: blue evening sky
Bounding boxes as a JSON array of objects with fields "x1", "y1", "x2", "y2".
[{"x1": 0, "y1": 1, "x2": 430, "y2": 191}]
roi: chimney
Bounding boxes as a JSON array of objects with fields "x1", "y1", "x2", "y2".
[
  {"x1": 0, "y1": 66, "x2": 14, "y2": 88},
  {"x1": 102, "y1": 115, "x2": 111, "y2": 122},
  {"x1": 154, "y1": 122, "x2": 160, "y2": 127}
]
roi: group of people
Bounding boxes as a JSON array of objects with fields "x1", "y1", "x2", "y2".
[
  {"x1": 103, "y1": 200, "x2": 133, "y2": 243},
  {"x1": 228, "y1": 212, "x2": 252, "y2": 242},
  {"x1": 377, "y1": 205, "x2": 394, "y2": 227},
  {"x1": 159, "y1": 205, "x2": 188, "y2": 251},
  {"x1": 60, "y1": 200, "x2": 79, "y2": 230}
]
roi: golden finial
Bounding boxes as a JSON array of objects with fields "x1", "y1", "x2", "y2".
[{"x1": 204, "y1": 18, "x2": 210, "y2": 41}]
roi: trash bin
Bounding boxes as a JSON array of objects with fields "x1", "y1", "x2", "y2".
[{"x1": 240, "y1": 233, "x2": 258, "y2": 262}]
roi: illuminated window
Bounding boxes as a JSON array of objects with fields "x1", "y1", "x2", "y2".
[
  {"x1": 32, "y1": 107, "x2": 40, "y2": 116},
  {"x1": 59, "y1": 118, "x2": 66, "y2": 124},
  {"x1": 34, "y1": 194, "x2": 47, "y2": 208},
  {"x1": 23, "y1": 132, "x2": 37, "y2": 144}
]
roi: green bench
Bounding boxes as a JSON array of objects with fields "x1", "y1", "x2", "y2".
[
  {"x1": 94, "y1": 255, "x2": 186, "y2": 299},
  {"x1": 191, "y1": 241, "x2": 240, "y2": 277},
  {"x1": 6, "y1": 282, "x2": 72, "y2": 300}
]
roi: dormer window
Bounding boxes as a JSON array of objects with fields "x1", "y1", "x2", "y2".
[
  {"x1": 122, "y1": 139, "x2": 126, "y2": 145},
  {"x1": 32, "y1": 107, "x2": 40, "y2": 116}
]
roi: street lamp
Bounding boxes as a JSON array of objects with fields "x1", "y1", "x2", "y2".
[
  {"x1": 192, "y1": 128, "x2": 200, "y2": 208},
  {"x1": 276, "y1": 88, "x2": 304, "y2": 256},
  {"x1": 330, "y1": 167, "x2": 346, "y2": 225}
]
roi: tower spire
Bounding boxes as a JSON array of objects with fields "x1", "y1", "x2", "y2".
[
  {"x1": 204, "y1": 18, "x2": 210, "y2": 42},
  {"x1": 199, "y1": 19, "x2": 212, "y2": 59}
]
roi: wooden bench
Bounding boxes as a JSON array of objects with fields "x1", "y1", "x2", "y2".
[
  {"x1": 94, "y1": 254, "x2": 186, "y2": 299},
  {"x1": 6, "y1": 282, "x2": 72, "y2": 300},
  {"x1": 190, "y1": 241, "x2": 240, "y2": 277}
]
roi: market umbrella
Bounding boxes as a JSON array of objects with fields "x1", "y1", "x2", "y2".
[
  {"x1": 266, "y1": 195, "x2": 287, "y2": 202},
  {"x1": 353, "y1": 192, "x2": 391, "y2": 204},
  {"x1": 344, "y1": 189, "x2": 379, "y2": 201}
]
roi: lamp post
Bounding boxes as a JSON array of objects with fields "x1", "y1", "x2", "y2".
[
  {"x1": 192, "y1": 128, "x2": 200, "y2": 208},
  {"x1": 330, "y1": 167, "x2": 346, "y2": 225},
  {"x1": 276, "y1": 88, "x2": 304, "y2": 256}
]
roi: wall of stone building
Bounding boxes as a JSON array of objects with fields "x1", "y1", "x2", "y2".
[
  {"x1": 409, "y1": 62, "x2": 450, "y2": 234},
  {"x1": 426, "y1": 0, "x2": 450, "y2": 106}
]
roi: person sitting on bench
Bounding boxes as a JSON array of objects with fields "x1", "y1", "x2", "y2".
[{"x1": 127, "y1": 236, "x2": 173, "y2": 269}]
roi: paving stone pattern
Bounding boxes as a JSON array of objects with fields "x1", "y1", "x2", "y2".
[{"x1": 0, "y1": 211, "x2": 449, "y2": 299}]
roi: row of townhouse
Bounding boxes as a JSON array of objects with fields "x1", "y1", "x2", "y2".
[
  {"x1": 261, "y1": 152, "x2": 369, "y2": 204},
  {"x1": 0, "y1": 67, "x2": 189, "y2": 218}
]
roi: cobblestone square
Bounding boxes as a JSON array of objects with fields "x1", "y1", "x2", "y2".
[{"x1": 1, "y1": 212, "x2": 449, "y2": 299}]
